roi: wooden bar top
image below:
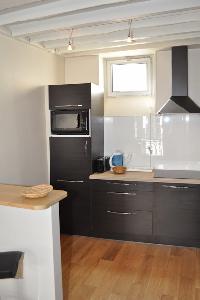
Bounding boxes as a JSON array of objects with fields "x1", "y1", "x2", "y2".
[
  {"x1": 89, "y1": 171, "x2": 200, "y2": 185},
  {"x1": 0, "y1": 184, "x2": 67, "y2": 210}
]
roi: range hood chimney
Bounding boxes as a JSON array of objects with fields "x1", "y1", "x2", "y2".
[{"x1": 158, "y1": 46, "x2": 200, "y2": 114}]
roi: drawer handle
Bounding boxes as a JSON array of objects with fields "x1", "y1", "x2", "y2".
[
  {"x1": 162, "y1": 185, "x2": 190, "y2": 189},
  {"x1": 56, "y1": 179, "x2": 84, "y2": 183},
  {"x1": 54, "y1": 104, "x2": 83, "y2": 108},
  {"x1": 107, "y1": 191, "x2": 136, "y2": 196},
  {"x1": 84, "y1": 140, "x2": 88, "y2": 153},
  {"x1": 107, "y1": 210, "x2": 137, "y2": 215},
  {"x1": 106, "y1": 182, "x2": 136, "y2": 186}
]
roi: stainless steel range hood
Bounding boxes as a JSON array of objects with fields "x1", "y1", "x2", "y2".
[{"x1": 158, "y1": 46, "x2": 200, "y2": 114}]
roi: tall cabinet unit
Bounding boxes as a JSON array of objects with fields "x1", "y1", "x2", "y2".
[{"x1": 49, "y1": 83, "x2": 104, "y2": 235}]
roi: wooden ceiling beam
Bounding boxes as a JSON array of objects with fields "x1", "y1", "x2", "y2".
[
  {"x1": 61, "y1": 38, "x2": 200, "y2": 57},
  {"x1": 57, "y1": 31, "x2": 200, "y2": 54},
  {"x1": 41, "y1": 21, "x2": 200, "y2": 49},
  {"x1": 28, "y1": 21, "x2": 129, "y2": 43},
  {"x1": 0, "y1": 0, "x2": 43, "y2": 12},
  {"x1": 8, "y1": 0, "x2": 200, "y2": 36},
  {"x1": 0, "y1": 0, "x2": 132, "y2": 26},
  {"x1": 22, "y1": 8, "x2": 200, "y2": 44}
]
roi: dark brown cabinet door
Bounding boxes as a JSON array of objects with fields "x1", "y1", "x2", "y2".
[
  {"x1": 50, "y1": 137, "x2": 92, "y2": 181},
  {"x1": 54, "y1": 181, "x2": 91, "y2": 235},
  {"x1": 155, "y1": 183, "x2": 200, "y2": 247},
  {"x1": 50, "y1": 137, "x2": 92, "y2": 235},
  {"x1": 49, "y1": 83, "x2": 91, "y2": 110}
]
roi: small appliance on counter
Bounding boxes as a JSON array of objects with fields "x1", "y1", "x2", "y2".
[
  {"x1": 94, "y1": 156, "x2": 110, "y2": 173},
  {"x1": 109, "y1": 152, "x2": 126, "y2": 174},
  {"x1": 105, "y1": 156, "x2": 110, "y2": 171},
  {"x1": 109, "y1": 152, "x2": 123, "y2": 168}
]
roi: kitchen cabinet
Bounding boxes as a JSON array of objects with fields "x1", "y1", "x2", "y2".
[
  {"x1": 90, "y1": 179, "x2": 200, "y2": 247},
  {"x1": 155, "y1": 183, "x2": 200, "y2": 247},
  {"x1": 50, "y1": 137, "x2": 92, "y2": 181},
  {"x1": 91, "y1": 180, "x2": 154, "y2": 242},
  {"x1": 50, "y1": 137, "x2": 92, "y2": 235},
  {"x1": 49, "y1": 83, "x2": 104, "y2": 235},
  {"x1": 55, "y1": 180, "x2": 90, "y2": 235},
  {"x1": 49, "y1": 83, "x2": 91, "y2": 110}
]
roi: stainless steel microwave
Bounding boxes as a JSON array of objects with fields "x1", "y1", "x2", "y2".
[{"x1": 51, "y1": 109, "x2": 89, "y2": 135}]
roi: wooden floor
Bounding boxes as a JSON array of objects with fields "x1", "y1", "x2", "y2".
[{"x1": 61, "y1": 235, "x2": 200, "y2": 300}]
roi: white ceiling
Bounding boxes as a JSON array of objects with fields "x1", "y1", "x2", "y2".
[
  {"x1": 0, "y1": 0, "x2": 200, "y2": 56},
  {"x1": 0, "y1": 0, "x2": 43, "y2": 11}
]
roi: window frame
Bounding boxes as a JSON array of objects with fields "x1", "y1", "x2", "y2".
[{"x1": 106, "y1": 56, "x2": 152, "y2": 97}]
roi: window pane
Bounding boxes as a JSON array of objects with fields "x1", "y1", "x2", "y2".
[{"x1": 112, "y1": 62, "x2": 148, "y2": 92}]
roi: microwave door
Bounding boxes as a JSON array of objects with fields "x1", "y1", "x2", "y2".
[
  {"x1": 55, "y1": 113, "x2": 79, "y2": 129},
  {"x1": 51, "y1": 110, "x2": 89, "y2": 135}
]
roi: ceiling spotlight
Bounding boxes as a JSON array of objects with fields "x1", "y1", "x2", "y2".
[
  {"x1": 67, "y1": 28, "x2": 73, "y2": 51},
  {"x1": 127, "y1": 34, "x2": 132, "y2": 43},
  {"x1": 67, "y1": 41, "x2": 73, "y2": 51},
  {"x1": 127, "y1": 19, "x2": 133, "y2": 43}
]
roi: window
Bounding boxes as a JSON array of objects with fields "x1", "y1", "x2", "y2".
[{"x1": 106, "y1": 57, "x2": 151, "y2": 97}]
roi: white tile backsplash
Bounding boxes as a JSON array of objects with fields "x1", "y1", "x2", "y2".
[
  {"x1": 104, "y1": 116, "x2": 151, "y2": 170},
  {"x1": 151, "y1": 114, "x2": 200, "y2": 170},
  {"x1": 104, "y1": 114, "x2": 200, "y2": 171}
]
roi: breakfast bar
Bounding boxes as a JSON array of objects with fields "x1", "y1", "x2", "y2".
[{"x1": 0, "y1": 184, "x2": 67, "y2": 300}]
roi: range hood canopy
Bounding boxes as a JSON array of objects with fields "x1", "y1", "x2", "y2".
[{"x1": 158, "y1": 46, "x2": 200, "y2": 114}]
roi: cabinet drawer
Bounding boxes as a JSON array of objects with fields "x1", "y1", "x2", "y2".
[
  {"x1": 91, "y1": 180, "x2": 154, "y2": 193},
  {"x1": 155, "y1": 183, "x2": 200, "y2": 210},
  {"x1": 52, "y1": 179, "x2": 88, "y2": 191},
  {"x1": 93, "y1": 209, "x2": 152, "y2": 237},
  {"x1": 93, "y1": 191, "x2": 153, "y2": 211}
]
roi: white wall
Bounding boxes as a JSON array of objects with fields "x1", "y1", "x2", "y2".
[
  {"x1": 155, "y1": 49, "x2": 171, "y2": 113},
  {"x1": 188, "y1": 48, "x2": 200, "y2": 104},
  {"x1": 0, "y1": 35, "x2": 65, "y2": 185},
  {"x1": 65, "y1": 55, "x2": 100, "y2": 85},
  {"x1": 104, "y1": 94, "x2": 154, "y2": 116}
]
